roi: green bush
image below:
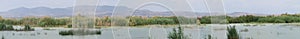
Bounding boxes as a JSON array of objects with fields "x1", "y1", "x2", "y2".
[
  {"x1": 24, "y1": 25, "x2": 32, "y2": 30},
  {"x1": 96, "y1": 30, "x2": 101, "y2": 35},
  {"x1": 67, "y1": 24, "x2": 72, "y2": 28},
  {"x1": 0, "y1": 24, "x2": 6, "y2": 30}
]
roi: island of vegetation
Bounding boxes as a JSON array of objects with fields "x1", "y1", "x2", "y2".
[
  {"x1": 59, "y1": 30, "x2": 101, "y2": 36},
  {"x1": 0, "y1": 23, "x2": 33, "y2": 31}
]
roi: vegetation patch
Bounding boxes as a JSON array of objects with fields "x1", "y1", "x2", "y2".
[
  {"x1": 0, "y1": 24, "x2": 14, "y2": 31},
  {"x1": 205, "y1": 35, "x2": 212, "y2": 39},
  {"x1": 59, "y1": 30, "x2": 101, "y2": 36},
  {"x1": 0, "y1": 13, "x2": 299, "y2": 27},
  {"x1": 0, "y1": 24, "x2": 34, "y2": 31},
  {"x1": 168, "y1": 27, "x2": 189, "y2": 39},
  {"x1": 227, "y1": 26, "x2": 239, "y2": 39},
  {"x1": 59, "y1": 30, "x2": 74, "y2": 35}
]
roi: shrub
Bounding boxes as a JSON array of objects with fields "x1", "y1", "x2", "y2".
[
  {"x1": 0, "y1": 24, "x2": 6, "y2": 30},
  {"x1": 24, "y1": 25, "x2": 32, "y2": 30},
  {"x1": 96, "y1": 30, "x2": 101, "y2": 34},
  {"x1": 21, "y1": 25, "x2": 34, "y2": 31},
  {"x1": 67, "y1": 24, "x2": 72, "y2": 28}
]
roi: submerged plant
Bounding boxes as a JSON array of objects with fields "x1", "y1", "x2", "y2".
[
  {"x1": 168, "y1": 27, "x2": 189, "y2": 39},
  {"x1": 227, "y1": 26, "x2": 239, "y2": 39}
]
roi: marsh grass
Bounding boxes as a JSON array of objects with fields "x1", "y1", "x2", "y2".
[
  {"x1": 167, "y1": 27, "x2": 189, "y2": 39},
  {"x1": 227, "y1": 26, "x2": 239, "y2": 39}
]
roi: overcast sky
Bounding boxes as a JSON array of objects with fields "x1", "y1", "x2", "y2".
[{"x1": 0, "y1": 0, "x2": 300, "y2": 14}]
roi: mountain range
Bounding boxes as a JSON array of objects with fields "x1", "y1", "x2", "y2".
[{"x1": 0, "y1": 5, "x2": 269, "y2": 18}]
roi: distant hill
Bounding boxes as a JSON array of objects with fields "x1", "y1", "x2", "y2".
[
  {"x1": 0, "y1": 6, "x2": 270, "y2": 18},
  {"x1": 0, "y1": 6, "x2": 122, "y2": 18},
  {"x1": 227, "y1": 12, "x2": 269, "y2": 17}
]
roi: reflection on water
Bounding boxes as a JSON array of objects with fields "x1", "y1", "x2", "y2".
[{"x1": 0, "y1": 24, "x2": 300, "y2": 39}]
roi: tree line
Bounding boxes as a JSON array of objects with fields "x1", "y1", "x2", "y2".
[
  {"x1": 0, "y1": 13, "x2": 299, "y2": 27},
  {"x1": 200, "y1": 13, "x2": 300, "y2": 24},
  {"x1": 0, "y1": 16, "x2": 71, "y2": 27}
]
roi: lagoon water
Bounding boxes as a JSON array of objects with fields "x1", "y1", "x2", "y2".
[{"x1": 0, "y1": 24, "x2": 300, "y2": 39}]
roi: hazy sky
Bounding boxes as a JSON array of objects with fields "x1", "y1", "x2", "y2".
[{"x1": 1, "y1": 0, "x2": 300, "y2": 14}]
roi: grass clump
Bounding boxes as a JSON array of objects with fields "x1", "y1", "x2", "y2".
[
  {"x1": 227, "y1": 26, "x2": 239, "y2": 39},
  {"x1": 168, "y1": 27, "x2": 189, "y2": 39}
]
